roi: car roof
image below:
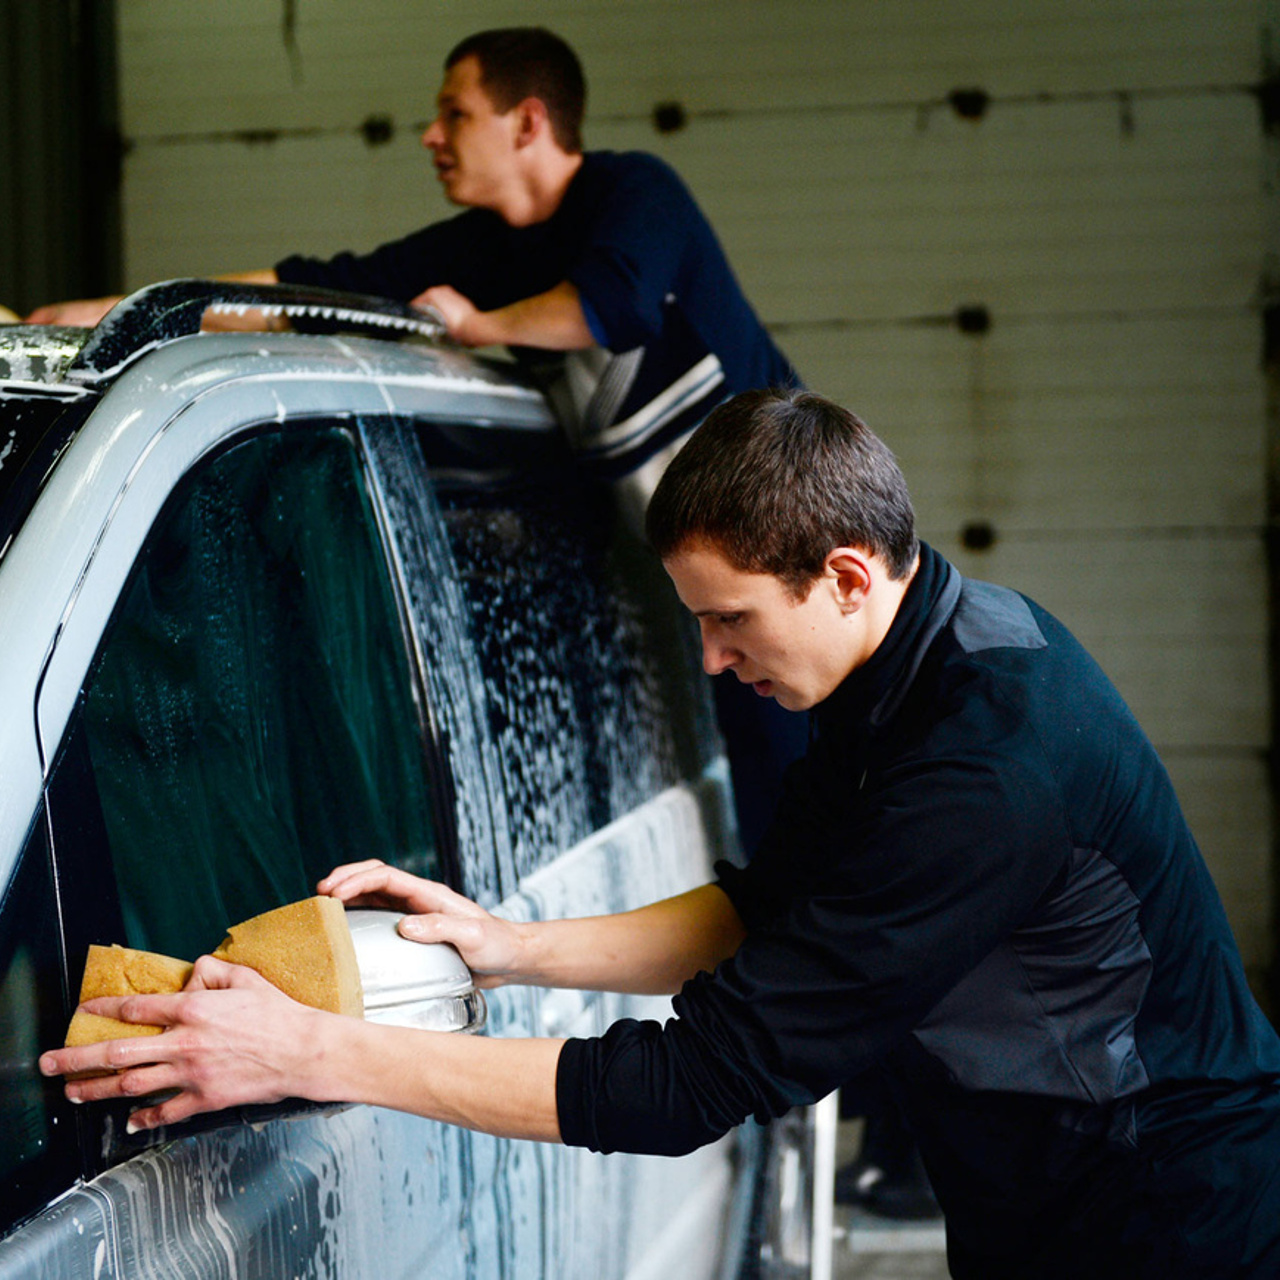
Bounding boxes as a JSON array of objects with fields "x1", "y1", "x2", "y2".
[{"x1": 0, "y1": 279, "x2": 559, "y2": 559}]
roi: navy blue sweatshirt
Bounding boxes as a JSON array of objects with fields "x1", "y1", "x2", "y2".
[{"x1": 277, "y1": 151, "x2": 797, "y2": 475}]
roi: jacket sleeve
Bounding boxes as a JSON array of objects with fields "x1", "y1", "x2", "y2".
[
  {"x1": 275, "y1": 211, "x2": 492, "y2": 302},
  {"x1": 556, "y1": 705, "x2": 1073, "y2": 1156}
]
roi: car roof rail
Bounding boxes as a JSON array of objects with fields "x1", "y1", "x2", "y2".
[{"x1": 66, "y1": 278, "x2": 448, "y2": 384}]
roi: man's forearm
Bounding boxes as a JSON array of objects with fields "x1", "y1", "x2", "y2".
[
  {"x1": 46, "y1": 963, "x2": 567, "y2": 1141},
  {"x1": 216, "y1": 269, "x2": 280, "y2": 285},
  {"x1": 201, "y1": 269, "x2": 286, "y2": 331},
  {"x1": 325, "y1": 1019, "x2": 566, "y2": 1141},
  {"x1": 417, "y1": 280, "x2": 596, "y2": 350},
  {"x1": 323, "y1": 863, "x2": 745, "y2": 1000},
  {"x1": 476, "y1": 281, "x2": 595, "y2": 349},
  {"x1": 26, "y1": 269, "x2": 283, "y2": 327},
  {"x1": 511, "y1": 885, "x2": 746, "y2": 996}
]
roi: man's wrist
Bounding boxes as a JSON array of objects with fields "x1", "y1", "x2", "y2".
[
  {"x1": 506, "y1": 919, "x2": 545, "y2": 986},
  {"x1": 457, "y1": 307, "x2": 505, "y2": 348},
  {"x1": 304, "y1": 1008, "x2": 372, "y2": 1102}
]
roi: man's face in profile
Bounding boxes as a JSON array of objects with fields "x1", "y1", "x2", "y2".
[
  {"x1": 421, "y1": 55, "x2": 520, "y2": 212},
  {"x1": 664, "y1": 539, "x2": 862, "y2": 713}
]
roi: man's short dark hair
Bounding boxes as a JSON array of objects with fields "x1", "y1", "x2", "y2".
[
  {"x1": 446, "y1": 27, "x2": 586, "y2": 154},
  {"x1": 647, "y1": 389, "x2": 919, "y2": 594}
]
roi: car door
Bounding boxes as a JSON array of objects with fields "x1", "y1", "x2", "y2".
[
  {"x1": 0, "y1": 337, "x2": 517, "y2": 1277},
  {"x1": 403, "y1": 431, "x2": 751, "y2": 1280},
  {"x1": 0, "y1": 332, "x2": 757, "y2": 1280}
]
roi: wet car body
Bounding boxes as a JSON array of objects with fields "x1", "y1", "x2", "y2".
[{"x1": 0, "y1": 282, "x2": 819, "y2": 1279}]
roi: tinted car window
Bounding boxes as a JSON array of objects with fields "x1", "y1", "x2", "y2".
[
  {"x1": 77, "y1": 426, "x2": 438, "y2": 958},
  {"x1": 0, "y1": 814, "x2": 78, "y2": 1233},
  {"x1": 437, "y1": 470, "x2": 714, "y2": 880},
  {"x1": 0, "y1": 392, "x2": 92, "y2": 566}
]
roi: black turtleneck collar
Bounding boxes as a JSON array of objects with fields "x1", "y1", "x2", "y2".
[{"x1": 814, "y1": 542, "x2": 960, "y2": 736}]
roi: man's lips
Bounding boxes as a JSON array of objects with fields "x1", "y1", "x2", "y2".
[{"x1": 752, "y1": 679, "x2": 773, "y2": 697}]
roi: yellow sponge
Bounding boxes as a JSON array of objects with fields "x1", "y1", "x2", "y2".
[
  {"x1": 63, "y1": 896, "x2": 363, "y2": 1061},
  {"x1": 213, "y1": 895, "x2": 363, "y2": 1018},
  {"x1": 63, "y1": 944, "x2": 193, "y2": 1071}
]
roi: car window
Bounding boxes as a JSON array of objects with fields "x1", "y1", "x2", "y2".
[
  {"x1": 74, "y1": 426, "x2": 438, "y2": 959},
  {"x1": 436, "y1": 469, "x2": 715, "y2": 881},
  {"x1": 0, "y1": 813, "x2": 80, "y2": 1235}
]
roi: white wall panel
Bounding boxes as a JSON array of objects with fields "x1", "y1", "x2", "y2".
[
  {"x1": 121, "y1": 133, "x2": 449, "y2": 282},
  {"x1": 781, "y1": 312, "x2": 1264, "y2": 533},
  {"x1": 592, "y1": 94, "x2": 1262, "y2": 323},
  {"x1": 123, "y1": 92, "x2": 1265, "y2": 322},
  {"x1": 118, "y1": 0, "x2": 1259, "y2": 135}
]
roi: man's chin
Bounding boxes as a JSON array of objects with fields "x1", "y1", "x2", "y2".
[
  {"x1": 754, "y1": 680, "x2": 804, "y2": 711},
  {"x1": 435, "y1": 172, "x2": 464, "y2": 203},
  {"x1": 766, "y1": 686, "x2": 816, "y2": 714}
]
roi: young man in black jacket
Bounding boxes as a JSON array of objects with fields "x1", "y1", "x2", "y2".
[{"x1": 46, "y1": 389, "x2": 1280, "y2": 1278}]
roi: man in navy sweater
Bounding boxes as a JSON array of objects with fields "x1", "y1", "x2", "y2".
[
  {"x1": 47, "y1": 389, "x2": 1280, "y2": 1277},
  {"x1": 276, "y1": 27, "x2": 799, "y2": 485},
  {"x1": 30, "y1": 25, "x2": 806, "y2": 855},
  {"x1": 30, "y1": 27, "x2": 797, "y2": 487}
]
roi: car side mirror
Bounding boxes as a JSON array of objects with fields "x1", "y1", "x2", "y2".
[{"x1": 346, "y1": 908, "x2": 486, "y2": 1034}]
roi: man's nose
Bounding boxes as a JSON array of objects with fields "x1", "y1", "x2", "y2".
[
  {"x1": 701, "y1": 633, "x2": 737, "y2": 677},
  {"x1": 422, "y1": 119, "x2": 443, "y2": 149}
]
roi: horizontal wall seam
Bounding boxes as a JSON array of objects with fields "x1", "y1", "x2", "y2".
[
  {"x1": 770, "y1": 302, "x2": 1258, "y2": 334},
  {"x1": 917, "y1": 527, "x2": 1266, "y2": 543},
  {"x1": 120, "y1": 80, "x2": 1260, "y2": 148}
]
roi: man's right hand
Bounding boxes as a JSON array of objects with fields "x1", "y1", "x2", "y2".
[
  {"x1": 25, "y1": 296, "x2": 124, "y2": 326},
  {"x1": 319, "y1": 860, "x2": 526, "y2": 988},
  {"x1": 322, "y1": 861, "x2": 744, "y2": 998}
]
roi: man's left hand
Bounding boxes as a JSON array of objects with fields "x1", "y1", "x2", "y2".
[{"x1": 412, "y1": 284, "x2": 480, "y2": 344}]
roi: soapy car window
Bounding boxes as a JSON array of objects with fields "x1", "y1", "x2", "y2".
[
  {"x1": 0, "y1": 816, "x2": 79, "y2": 1235},
  {"x1": 437, "y1": 474, "x2": 712, "y2": 881},
  {"x1": 78, "y1": 427, "x2": 438, "y2": 959}
]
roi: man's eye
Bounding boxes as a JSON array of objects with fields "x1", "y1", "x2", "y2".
[{"x1": 718, "y1": 614, "x2": 742, "y2": 627}]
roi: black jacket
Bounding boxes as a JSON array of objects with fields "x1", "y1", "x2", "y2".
[{"x1": 558, "y1": 544, "x2": 1280, "y2": 1277}]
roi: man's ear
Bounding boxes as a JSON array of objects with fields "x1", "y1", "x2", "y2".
[
  {"x1": 513, "y1": 96, "x2": 550, "y2": 147},
  {"x1": 823, "y1": 547, "x2": 873, "y2": 613}
]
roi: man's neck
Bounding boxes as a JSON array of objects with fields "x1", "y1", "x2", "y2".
[
  {"x1": 855, "y1": 553, "x2": 920, "y2": 669},
  {"x1": 499, "y1": 150, "x2": 584, "y2": 227}
]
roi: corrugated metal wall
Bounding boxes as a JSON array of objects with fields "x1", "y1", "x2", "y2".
[{"x1": 114, "y1": 0, "x2": 1273, "y2": 989}]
